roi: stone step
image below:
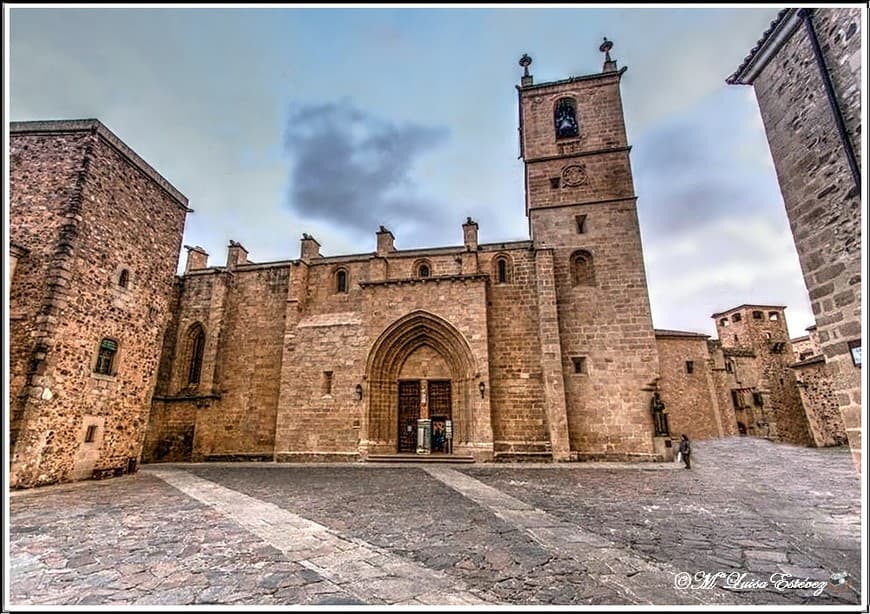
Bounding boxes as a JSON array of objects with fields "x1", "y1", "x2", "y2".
[
  {"x1": 365, "y1": 454, "x2": 475, "y2": 463},
  {"x1": 494, "y1": 452, "x2": 553, "y2": 462}
]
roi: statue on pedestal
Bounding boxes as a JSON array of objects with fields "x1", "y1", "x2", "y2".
[{"x1": 650, "y1": 391, "x2": 669, "y2": 436}]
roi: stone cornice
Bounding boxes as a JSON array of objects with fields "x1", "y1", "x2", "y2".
[{"x1": 359, "y1": 274, "x2": 489, "y2": 288}]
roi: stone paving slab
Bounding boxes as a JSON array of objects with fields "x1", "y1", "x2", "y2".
[
  {"x1": 8, "y1": 437, "x2": 864, "y2": 607},
  {"x1": 146, "y1": 467, "x2": 489, "y2": 605},
  {"x1": 460, "y1": 437, "x2": 862, "y2": 605},
  {"x1": 423, "y1": 464, "x2": 733, "y2": 605},
  {"x1": 7, "y1": 474, "x2": 349, "y2": 606}
]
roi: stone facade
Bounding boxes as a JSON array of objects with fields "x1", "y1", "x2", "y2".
[
  {"x1": 711, "y1": 305, "x2": 813, "y2": 446},
  {"x1": 11, "y1": 40, "x2": 854, "y2": 488},
  {"x1": 653, "y1": 303, "x2": 848, "y2": 450},
  {"x1": 728, "y1": 7, "x2": 862, "y2": 468},
  {"x1": 653, "y1": 330, "x2": 732, "y2": 442},
  {"x1": 140, "y1": 49, "x2": 661, "y2": 466},
  {"x1": 9, "y1": 120, "x2": 189, "y2": 488}
]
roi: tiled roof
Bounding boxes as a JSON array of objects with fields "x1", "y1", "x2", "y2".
[{"x1": 726, "y1": 8, "x2": 793, "y2": 85}]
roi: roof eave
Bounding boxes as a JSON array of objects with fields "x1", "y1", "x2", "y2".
[{"x1": 727, "y1": 8, "x2": 801, "y2": 86}]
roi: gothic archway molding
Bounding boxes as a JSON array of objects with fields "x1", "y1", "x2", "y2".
[{"x1": 364, "y1": 310, "x2": 477, "y2": 453}]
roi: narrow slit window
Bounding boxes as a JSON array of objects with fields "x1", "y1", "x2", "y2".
[
  {"x1": 336, "y1": 269, "x2": 348, "y2": 293},
  {"x1": 188, "y1": 325, "x2": 205, "y2": 385},
  {"x1": 497, "y1": 258, "x2": 507, "y2": 284},
  {"x1": 322, "y1": 371, "x2": 333, "y2": 395},
  {"x1": 575, "y1": 214, "x2": 587, "y2": 234},
  {"x1": 85, "y1": 425, "x2": 98, "y2": 443},
  {"x1": 571, "y1": 356, "x2": 587, "y2": 374},
  {"x1": 118, "y1": 269, "x2": 129, "y2": 289},
  {"x1": 685, "y1": 361, "x2": 694, "y2": 374}
]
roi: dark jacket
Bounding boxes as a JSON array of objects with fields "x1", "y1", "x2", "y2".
[{"x1": 678, "y1": 439, "x2": 691, "y2": 455}]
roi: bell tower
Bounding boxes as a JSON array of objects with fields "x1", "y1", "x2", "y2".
[{"x1": 517, "y1": 42, "x2": 661, "y2": 459}]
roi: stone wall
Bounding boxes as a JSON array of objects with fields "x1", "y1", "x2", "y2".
[
  {"x1": 9, "y1": 132, "x2": 88, "y2": 455},
  {"x1": 792, "y1": 357, "x2": 848, "y2": 447},
  {"x1": 709, "y1": 342, "x2": 764, "y2": 438},
  {"x1": 482, "y1": 247, "x2": 550, "y2": 458},
  {"x1": 744, "y1": 7, "x2": 862, "y2": 466},
  {"x1": 143, "y1": 261, "x2": 288, "y2": 462},
  {"x1": 9, "y1": 121, "x2": 188, "y2": 487},
  {"x1": 654, "y1": 333, "x2": 730, "y2": 441}
]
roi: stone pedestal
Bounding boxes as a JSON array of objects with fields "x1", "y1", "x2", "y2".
[{"x1": 653, "y1": 435, "x2": 675, "y2": 462}]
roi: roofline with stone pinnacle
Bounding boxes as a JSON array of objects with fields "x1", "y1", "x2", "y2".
[{"x1": 10, "y1": 119, "x2": 190, "y2": 211}]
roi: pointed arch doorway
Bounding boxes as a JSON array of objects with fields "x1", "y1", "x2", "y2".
[{"x1": 365, "y1": 311, "x2": 476, "y2": 456}]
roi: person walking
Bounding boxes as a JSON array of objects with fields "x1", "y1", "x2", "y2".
[{"x1": 678, "y1": 434, "x2": 691, "y2": 469}]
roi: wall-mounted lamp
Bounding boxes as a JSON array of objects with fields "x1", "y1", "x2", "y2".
[
  {"x1": 354, "y1": 384, "x2": 364, "y2": 402},
  {"x1": 479, "y1": 381, "x2": 486, "y2": 398}
]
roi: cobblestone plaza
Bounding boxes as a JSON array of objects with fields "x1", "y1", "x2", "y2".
[{"x1": 7, "y1": 437, "x2": 862, "y2": 607}]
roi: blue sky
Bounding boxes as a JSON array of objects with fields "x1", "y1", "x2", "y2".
[{"x1": 7, "y1": 5, "x2": 816, "y2": 338}]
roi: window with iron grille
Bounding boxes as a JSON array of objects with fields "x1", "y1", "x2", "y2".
[{"x1": 95, "y1": 338, "x2": 118, "y2": 375}]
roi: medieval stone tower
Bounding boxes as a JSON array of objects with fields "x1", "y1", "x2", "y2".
[
  {"x1": 517, "y1": 42, "x2": 660, "y2": 457},
  {"x1": 9, "y1": 120, "x2": 189, "y2": 488}
]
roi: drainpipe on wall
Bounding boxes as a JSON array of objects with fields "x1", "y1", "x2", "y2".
[{"x1": 798, "y1": 8, "x2": 861, "y2": 192}]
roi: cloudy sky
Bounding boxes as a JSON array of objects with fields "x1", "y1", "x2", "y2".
[{"x1": 7, "y1": 5, "x2": 816, "y2": 338}]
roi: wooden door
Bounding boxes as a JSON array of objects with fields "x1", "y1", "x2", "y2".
[{"x1": 398, "y1": 380, "x2": 421, "y2": 453}]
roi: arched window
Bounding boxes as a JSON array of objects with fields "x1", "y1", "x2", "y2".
[
  {"x1": 187, "y1": 324, "x2": 205, "y2": 385},
  {"x1": 493, "y1": 255, "x2": 512, "y2": 285},
  {"x1": 118, "y1": 269, "x2": 130, "y2": 289},
  {"x1": 94, "y1": 338, "x2": 118, "y2": 375},
  {"x1": 336, "y1": 269, "x2": 348, "y2": 293},
  {"x1": 416, "y1": 261, "x2": 431, "y2": 278},
  {"x1": 570, "y1": 250, "x2": 595, "y2": 287},
  {"x1": 554, "y1": 98, "x2": 579, "y2": 139}
]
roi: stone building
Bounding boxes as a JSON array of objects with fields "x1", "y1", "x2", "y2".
[
  {"x1": 8, "y1": 119, "x2": 190, "y2": 488},
  {"x1": 142, "y1": 45, "x2": 662, "y2": 465},
  {"x1": 9, "y1": 38, "x2": 854, "y2": 489},
  {"x1": 654, "y1": 304, "x2": 847, "y2": 449},
  {"x1": 710, "y1": 304, "x2": 812, "y2": 446},
  {"x1": 727, "y1": 7, "x2": 862, "y2": 467},
  {"x1": 653, "y1": 329, "x2": 731, "y2": 442},
  {"x1": 7, "y1": 45, "x2": 671, "y2": 487}
]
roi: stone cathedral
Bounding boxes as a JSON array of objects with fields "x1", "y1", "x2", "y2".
[
  {"x1": 140, "y1": 44, "x2": 660, "y2": 465},
  {"x1": 19, "y1": 43, "x2": 836, "y2": 488}
]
